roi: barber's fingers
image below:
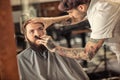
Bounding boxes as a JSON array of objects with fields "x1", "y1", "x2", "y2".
[
  {"x1": 85, "y1": 47, "x2": 95, "y2": 60},
  {"x1": 37, "y1": 38, "x2": 48, "y2": 44},
  {"x1": 40, "y1": 35, "x2": 51, "y2": 38},
  {"x1": 89, "y1": 46, "x2": 96, "y2": 59},
  {"x1": 84, "y1": 43, "x2": 90, "y2": 53},
  {"x1": 40, "y1": 35, "x2": 52, "y2": 41},
  {"x1": 37, "y1": 35, "x2": 52, "y2": 44},
  {"x1": 37, "y1": 36, "x2": 56, "y2": 52},
  {"x1": 90, "y1": 45, "x2": 100, "y2": 54},
  {"x1": 31, "y1": 17, "x2": 51, "y2": 29},
  {"x1": 37, "y1": 40, "x2": 45, "y2": 45}
]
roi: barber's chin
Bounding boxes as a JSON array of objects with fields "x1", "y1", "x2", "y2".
[{"x1": 71, "y1": 17, "x2": 81, "y2": 24}]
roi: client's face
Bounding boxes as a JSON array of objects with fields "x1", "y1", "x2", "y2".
[{"x1": 26, "y1": 22, "x2": 46, "y2": 46}]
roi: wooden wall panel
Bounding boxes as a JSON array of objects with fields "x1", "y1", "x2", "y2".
[
  {"x1": 39, "y1": 1, "x2": 62, "y2": 17},
  {"x1": 0, "y1": 0, "x2": 19, "y2": 80}
]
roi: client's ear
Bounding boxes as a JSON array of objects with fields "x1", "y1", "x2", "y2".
[{"x1": 25, "y1": 35, "x2": 28, "y2": 42}]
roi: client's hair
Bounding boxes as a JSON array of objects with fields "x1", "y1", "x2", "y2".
[{"x1": 22, "y1": 19, "x2": 44, "y2": 34}]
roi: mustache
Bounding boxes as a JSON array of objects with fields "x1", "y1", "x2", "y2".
[{"x1": 34, "y1": 36, "x2": 41, "y2": 40}]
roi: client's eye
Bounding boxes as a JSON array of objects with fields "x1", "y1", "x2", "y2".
[
  {"x1": 29, "y1": 30, "x2": 34, "y2": 34},
  {"x1": 38, "y1": 27, "x2": 44, "y2": 30}
]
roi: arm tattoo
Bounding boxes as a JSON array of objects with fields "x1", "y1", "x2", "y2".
[{"x1": 55, "y1": 47, "x2": 90, "y2": 60}]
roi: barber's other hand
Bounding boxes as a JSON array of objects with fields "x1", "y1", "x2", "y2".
[{"x1": 85, "y1": 41, "x2": 98, "y2": 59}]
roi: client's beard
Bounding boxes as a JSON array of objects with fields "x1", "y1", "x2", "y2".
[{"x1": 27, "y1": 39, "x2": 48, "y2": 53}]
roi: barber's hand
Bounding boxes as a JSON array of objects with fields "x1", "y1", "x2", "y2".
[
  {"x1": 85, "y1": 38, "x2": 105, "y2": 59},
  {"x1": 31, "y1": 17, "x2": 52, "y2": 29},
  {"x1": 38, "y1": 35, "x2": 57, "y2": 52},
  {"x1": 31, "y1": 15, "x2": 72, "y2": 29},
  {"x1": 85, "y1": 42, "x2": 98, "y2": 59}
]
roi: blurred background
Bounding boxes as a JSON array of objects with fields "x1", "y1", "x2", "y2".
[{"x1": 4, "y1": 0, "x2": 120, "y2": 79}]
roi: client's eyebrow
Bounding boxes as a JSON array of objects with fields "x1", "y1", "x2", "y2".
[{"x1": 34, "y1": 22, "x2": 44, "y2": 28}]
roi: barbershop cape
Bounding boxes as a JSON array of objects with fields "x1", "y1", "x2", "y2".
[{"x1": 17, "y1": 47, "x2": 89, "y2": 80}]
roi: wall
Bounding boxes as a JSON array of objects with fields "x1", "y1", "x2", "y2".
[
  {"x1": 0, "y1": 0, "x2": 19, "y2": 80},
  {"x1": 10, "y1": 0, "x2": 59, "y2": 6}
]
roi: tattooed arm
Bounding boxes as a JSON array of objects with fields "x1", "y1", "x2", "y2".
[
  {"x1": 54, "y1": 46, "x2": 91, "y2": 60},
  {"x1": 40, "y1": 35, "x2": 102, "y2": 60},
  {"x1": 53, "y1": 38, "x2": 105, "y2": 60},
  {"x1": 40, "y1": 35, "x2": 93, "y2": 60},
  {"x1": 85, "y1": 38, "x2": 105, "y2": 59},
  {"x1": 54, "y1": 38, "x2": 105, "y2": 60}
]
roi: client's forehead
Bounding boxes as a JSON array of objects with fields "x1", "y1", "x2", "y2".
[
  {"x1": 23, "y1": 19, "x2": 45, "y2": 30},
  {"x1": 26, "y1": 21, "x2": 44, "y2": 28},
  {"x1": 29, "y1": 21, "x2": 44, "y2": 27},
  {"x1": 27, "y1": 22, "x2": 44, "y2": 29}
]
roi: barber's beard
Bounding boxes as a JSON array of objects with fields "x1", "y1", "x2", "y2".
[
  {"x1": 72, "y1": 11, "x2": 87, "y2": 24},
  {"x1": 78, "y1": 11, "x2": 87, "y2": 20}
]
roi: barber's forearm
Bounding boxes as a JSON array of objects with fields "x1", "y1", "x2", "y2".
[
  {"x1": 54, "y1": 46, "x2": 90, "y2": 60},
  {"x1": 85, "y1": 38, "x2": 105, "y2": 59},
  {"x1": 43, "y1": 35, "x2": 92, "y2": 60},
  {"x1": 45, "y1": 15, "x2": 70, "y2": 23},
  {"x1": 41, "y1": 15, "x2": 71, "y2": 28}
]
